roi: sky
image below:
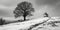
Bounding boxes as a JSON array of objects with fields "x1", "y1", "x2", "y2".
[{"x1": 0, "y1": 0, "x2": 60, "y2": 18}]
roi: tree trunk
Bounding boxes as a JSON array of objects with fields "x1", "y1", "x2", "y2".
[{"x1": 24, "y1": 16, "x2": 26, "y2": 21}]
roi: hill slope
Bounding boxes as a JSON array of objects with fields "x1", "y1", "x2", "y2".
[{"x1": 0, "y1": 17, "x2": 60, "y2": 30}]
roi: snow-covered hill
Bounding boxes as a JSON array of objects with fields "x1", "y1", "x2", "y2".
[
  {"x1": 31, "y1": 17, "x2": 60, "y2": 30},
  {"x1": 0, "y1": 17, "x2": 60, "y2": 30}
]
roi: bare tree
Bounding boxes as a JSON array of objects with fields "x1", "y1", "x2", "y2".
[{"x1": 13, "y1": 1, "x2": 34, "y2": 20}]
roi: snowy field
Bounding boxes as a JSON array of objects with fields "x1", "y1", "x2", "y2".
[{"x1": 0, "y1": 17, "x2": 60, "y2": 30}]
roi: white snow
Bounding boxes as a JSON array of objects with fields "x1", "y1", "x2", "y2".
[
  {"x1": 0, "y1": 17, "x2": 49, "y2": 30},
  {"x1": 0, "y1": 17, "x2": 60, "y2": 30}
]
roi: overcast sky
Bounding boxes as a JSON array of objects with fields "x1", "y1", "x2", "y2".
[{"x1": 0, "y1": 0, "x2": 60, "y2": 18}]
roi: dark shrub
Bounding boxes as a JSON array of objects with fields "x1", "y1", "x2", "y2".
[{"x1": 0, "y1": 18, "x2": 5, "y2": 25}]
